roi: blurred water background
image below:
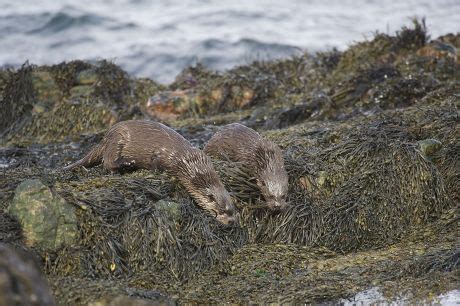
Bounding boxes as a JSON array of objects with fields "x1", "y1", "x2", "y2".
[{"x1": 1, "y1": 0, "x2": 459, "y2": 84}]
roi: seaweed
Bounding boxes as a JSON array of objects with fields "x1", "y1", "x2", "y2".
[
  {"x1": 0, "y1": 62, "x2": 35, "y2": 138},
  {"x1": 44, "y1": 172, "x2": 247, "y2": 288},
  {"x1": 93, "y1": 60, "x2": 131, "y2": 106},
  {"x1": 392, "y1": 18, "x2": 429, "y2": 52},
  {"x1": 49, "y1": 60, "x2": 92, "y2": 96}
]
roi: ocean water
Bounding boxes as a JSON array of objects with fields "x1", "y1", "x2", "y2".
[{"x1": 1, "y1": 0, "x2": 459, "y2": 83}]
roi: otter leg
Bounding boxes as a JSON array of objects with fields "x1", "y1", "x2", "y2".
[
  {"x1": 102, "y1": 139, "x2": 130, "y2": 173},
  {"x1": 150, "y1": 155, "x2": 164, "y2": 171},
  {"x1": 112, "y1": 157, "x2": 137, "y2": 173}
]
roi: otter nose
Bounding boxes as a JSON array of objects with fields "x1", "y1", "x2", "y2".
[
  {"x1": 224, "y1": 213, "x2": 239, "y2": 227},
  {"x1": 271, "y1": 199, "x2": 287, "y2": 211}
]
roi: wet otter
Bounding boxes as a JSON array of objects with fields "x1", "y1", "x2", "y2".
[
  {"x1": 63, "y1": 120, "x2": 237, "y2": 225},
  {"x1": 204, "y1": 123, "x2": 289, "y2": 211}
]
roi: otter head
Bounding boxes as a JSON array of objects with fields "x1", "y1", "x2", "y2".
[
  {"x1": 178, "y1": 150, "x2": 238, "y2": 226},
  {"x1": 254, "y1": 141, "x2": 289, "y2": 212},
  {"x1": 202, "y1": 184, "x2": 238, "y2": 226}
]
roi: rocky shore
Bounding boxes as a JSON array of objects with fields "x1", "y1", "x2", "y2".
[{"x1": 0, "y1": 21, "x2": 458, "y2": 304}]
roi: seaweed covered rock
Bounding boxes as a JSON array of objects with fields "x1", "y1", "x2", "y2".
[
  {"x1": 230, "y1": 120, "x2": 451, "y2": 252},
  {"x1": 8, "y1": 179, "x2": 78, "y2": 250},
  {"x1": 180, "y1": 226, "x2": 459, "y2": 304},
  {"x1": 1, "y1": 60, "x2": 163, "y2": 145},
  {"x1": 0, "y1": 243, "x2": 55, "y2": 306},
  {"x1": 310, "y1": 123, "x2": 448, "y2": 251},
  {"x1": 48, "y1": 173, "x2": 246, "y2": 287},
  {"x1": 48, "y1": 277, "x2": 174, "y2": 306}
]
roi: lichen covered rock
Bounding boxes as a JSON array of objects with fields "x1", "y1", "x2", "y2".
[{"x1": 8, "y1": 179, "x2": 78, "y2": 250}]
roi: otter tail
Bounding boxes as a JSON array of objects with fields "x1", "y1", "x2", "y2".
[{"x1": 63, "y1": 143, "x2": 104, "y2": 171}]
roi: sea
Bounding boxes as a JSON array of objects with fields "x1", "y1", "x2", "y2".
[{"x1": 0, "y1": 0, "x2": 459, "y2": 84}]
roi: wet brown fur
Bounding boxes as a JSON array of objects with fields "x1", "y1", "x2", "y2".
[
  {"x1": 64, "y1": 120, "x2": 236, "y2": 224},
  {"x1": 204, "y1": 123, "x2": 289, "y2": 211}
]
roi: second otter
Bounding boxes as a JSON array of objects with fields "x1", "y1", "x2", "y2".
[
  {"x1": 204, "y1": 123, "x2": 289, "y2": 211},
  {"x1": 64, "y1": 120, "x2": 237, "y2": 225}
]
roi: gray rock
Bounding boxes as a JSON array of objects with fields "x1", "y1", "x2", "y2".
[
  {"x1": 8, "y1": 179, "x2": 78, "y2": 250},
  {"x1": 76, "y1": 69, "x2": 98, "y2": 85},
  {"x1": 0, "y1": 243, "x2": 56, "y2": 306}
]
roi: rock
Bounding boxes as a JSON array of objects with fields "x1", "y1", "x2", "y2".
[
  {"x1": 416, "y1": 41, "x2": 458, "y2": 62},
  {"x1": 69, "y1": 85, "x2": 93, "y2": 98},
  {"x1": 247, "y1": 107, "x2": 270, "y2": 127},
  {"x1": 76, "y1": 69, "x2": 98, "y2": 85},
  {"x1": 89, "y1": 295, "x2": 173, "y2": 306},
  {"x1": 144, "y1": 90, "x2": 194, "y2": 121},
  {"x1": 143, "y1": 86, "x2": 255, "y2": 121},
  {"x1": 298, "y1": 176, "x2": 314, "y2": 191},
  {"x1": 417, "y1": 139, "x2": 442, "y2": 158},
  {"x1": 32, "y1": 103, "x2": 47, "y2": 114},
  {"x1": 155, "y1": 199, "x2": 181, "y2": 222},
  {"x1": 8, "y1": 179, "x2": 78, "y2": 250},
  {"x1": 264, "y1": 104, "x2": 312, "y2": 129},
  {"x1": 0, "y1": 243, "x2": 56, "y2": 306},
  {"x1": 31, "y1": 70, "x2": 61, "y2": 108},
  {"x1": 317, "y1": 171, "x2": 333, "y2": 189}
]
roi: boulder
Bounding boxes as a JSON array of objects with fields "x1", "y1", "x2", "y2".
[
  {"x1": 0, "y1": 243, "x2": 56, "y2": 306},
  {"x1": 8, "y1": 179, "x2": 78, "y2": 250}
]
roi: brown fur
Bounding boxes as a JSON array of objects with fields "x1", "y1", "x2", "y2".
[
  {"x1": 64, "y1": 120, "x2": 236, "y2": 225},
  {"x1": 204, "y1": 123, "x2": 289, "y2": 211}
]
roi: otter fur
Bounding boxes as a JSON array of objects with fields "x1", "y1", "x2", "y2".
[
  {"x1": 204, "y1": 123, "x2": 289, "y2": 211},
  {"x1": 63, "y1": 120, "x2": 237, "y2": 225}
]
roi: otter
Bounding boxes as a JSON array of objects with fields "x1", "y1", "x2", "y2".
[
  {"x1": 63, "y1": 120, "x2": 237, "y2": 225},
  {"x1": 204, "y1": 123, "x2": 289, "y2": 211}
]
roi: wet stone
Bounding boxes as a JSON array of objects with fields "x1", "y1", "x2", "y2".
[
  {"x1": 76, "y1": 69, "x2": 98, "y2": 85},
  {"x1": 7, "y1": 179, "x2": 78, "y2": 251}
]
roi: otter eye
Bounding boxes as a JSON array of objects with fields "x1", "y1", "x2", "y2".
[{"x1": 208, "y1": 194, "x2": 216, "y2": 202}]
